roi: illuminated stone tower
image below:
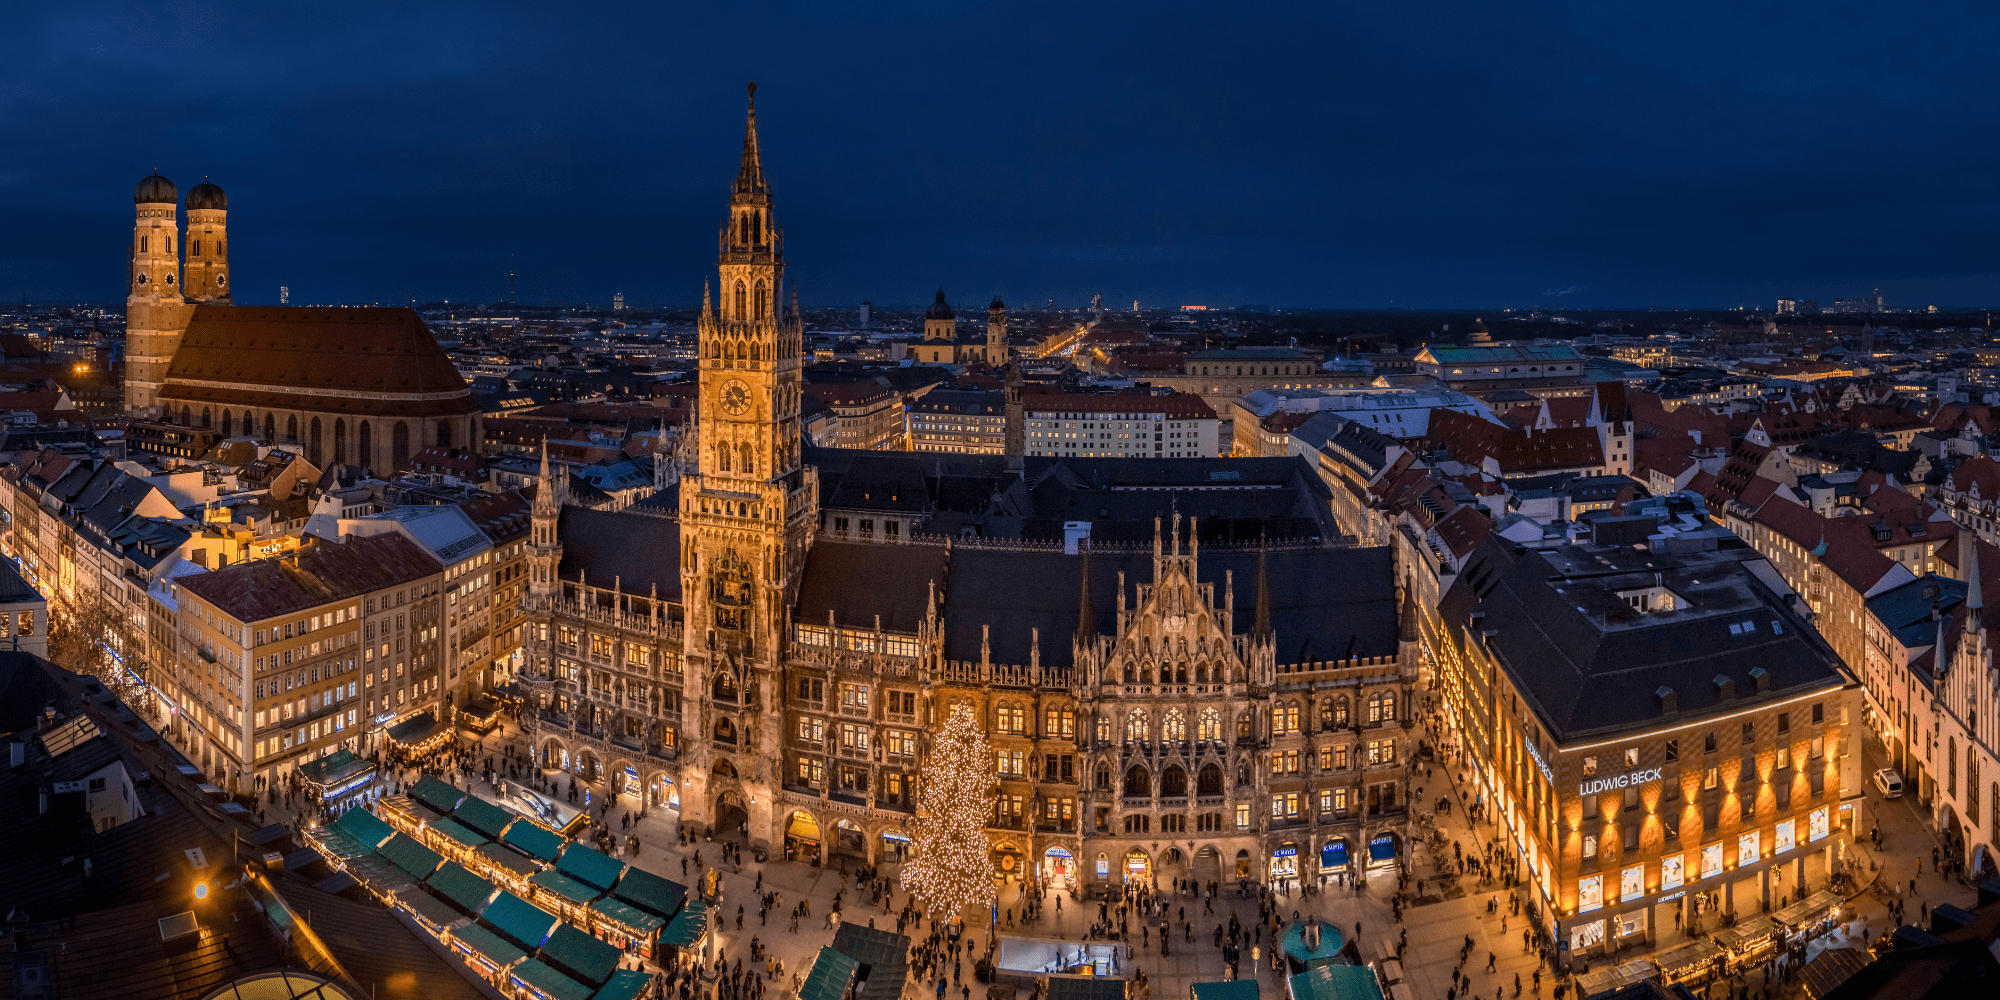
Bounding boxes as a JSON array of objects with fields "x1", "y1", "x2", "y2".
[
  {"x1": 182, "y1": 180, "x2": 231, "y2": 303},
  {"x1": 986, "y1": 295, "x2": 1007, "y2": 364},
  {"x1": 125, "y1": 173, "x2": 196, "y2": 417},
  {"x1": 679, "y1": 83, "x2": 817, "y2": 849}
]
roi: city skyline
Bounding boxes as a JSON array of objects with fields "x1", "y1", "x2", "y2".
[{"x1": 6, "y1": 3, "x2": 2000, "y2": 310}]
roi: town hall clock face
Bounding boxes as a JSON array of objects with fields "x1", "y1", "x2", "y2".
[{"x1": 720, "y1": 379, "x2": 751, "y2": 415}]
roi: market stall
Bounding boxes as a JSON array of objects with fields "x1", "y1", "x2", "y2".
[
  {"x1": 1773, "y1": 889, "x2": 1845, "y2": 944},
  {"x1": 386, "y1": 710, "x2": 458, "y2": 764},
  {"x1": 1715, "y1": 915, "x2": 1779, "y2": 969},
  {"x1": 661, "y1": 900, "x2": 711, "y2": 967},
  {"x1": 297, "y1": 748, "x2": 377, "y2": 804},
  {"x1": 1653, "y1": 939, "x2": 1725, "y2": 986}
]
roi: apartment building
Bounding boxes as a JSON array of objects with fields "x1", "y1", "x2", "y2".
[
  {"x1": 1024, "y1": 393, "x2": 1217, "y2": 459},
  {"x1": 158, "y1": 532, "x2": 443, "y2": 792}
]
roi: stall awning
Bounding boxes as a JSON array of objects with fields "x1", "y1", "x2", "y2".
[
  {"x1": 661, "y1": 900, "x2": 709, "y2": 948},
  {"x1": 590, "y1": 970, "x2": 655, "y2": 1000},
  {"x1": 396, "y1": 884, "x2": 472, "y2": 931},
  {"x1": 1715, "y1": 915, "x2": 1776, "y2": 952},
  {"x1": 1773, "y1": 889, "x2": 1845, "y2": 929},
  {"x1": 1654, "y1": 939, "x2": 1725, "y2": 978},
  {"x1": 298, "y1": 748, "x2": 375, "y2": 788},
  {"x1": 511, "y1": 958, "x2": 594, "y2": 1000},
  {"x1": 1367, "y1": 839, "x2": 1397, "y2": 862},
  {"x1": 1320, "y1": 843, "x2": 1348, "y2": 868},
  {"x1": 505, "y1": 819, "x2": 567, "y2": 863},
  {"x1": 1193, "y1": 980, "x2": 1260, "y2": 1000},
  {"x1": 590, "y1": 896, "x2": 666, "y2": 936},
  {"x1": 388, "y1": 711, "x2": 453, "y2": 747},
  {"x1": 378, "y1": 832, "x2": 444, "y2": 882},
  {"x1": 1288, "y1": 964, "x2": 1384, "y2": 1000},
  {"x1": 484, "y1": 890, "x2": 561, "y2": 951},
  {"x1": 451, "y1": 921, "x2": 528, "y2": 971},
  {"x1": 329, "y1": 805, "x2": 395, "y2": 852},
  {"x1": 541, "y1": 923, "x2": 621, "y2": 989},
  {"x1": 427, "y1": 861, "x2": 499, "y2": 917},
  {"x1": 530, "y1": 869, "x2": 603, "y2": 907},
  {"x1": 557, "y1": 843, "x2": 627, "y2": 893},
  {"x1": 428, "y1": 815, "x2": 490, "y2": 851},
  {"x1": 454, "y1": 795, "x2": 517, "y2": 840},
  {"x1": 407, "y1": 774, "x2": 468, "y2": 814},
  {"x1": 798, "y1": 947, "x2": 860, "y2": 1000},
  {"x1": 1047, "y1": 978, "x2": 1128, "y2": 1000},
  {"x1": 830, "y1": 923, "x2": 910, "y2": 1000},
  {"x1": 477, "y1": 841, "x2": 541, "y2": 882},
  {"x1": 612, "y1": 866, "x2": 688, "y2": 919}
]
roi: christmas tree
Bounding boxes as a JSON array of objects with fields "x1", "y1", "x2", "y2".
[{"x1": 902, "y1": 702, "x2": 998, "y2": 922}]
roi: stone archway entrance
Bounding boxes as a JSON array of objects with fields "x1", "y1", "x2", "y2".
[
  {"x1": 1122, "y1": 848, "x2": 1152, "y2": 885},
  {"x1": 785, "y1": 811, "x2": 822, "y2": 862},
  {"x1": 1195, "y1": 845, "x2": 1223, "y2": 886},
  {"x1": 714, "y1": 789, "x2": 749, "y2": 842}
]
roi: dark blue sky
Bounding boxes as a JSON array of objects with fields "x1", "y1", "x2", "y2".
[{"x1": 5, "y1": 2, "x2": 1997, "y2": 310}]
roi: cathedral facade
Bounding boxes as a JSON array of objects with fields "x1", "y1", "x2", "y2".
[{"x1": 516, "y1": 88, "x2": 1417, "y2": 893}]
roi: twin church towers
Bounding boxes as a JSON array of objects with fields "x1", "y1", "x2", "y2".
[{"x1": 124, "y1": 173, "x2": 231, "y2": 416}]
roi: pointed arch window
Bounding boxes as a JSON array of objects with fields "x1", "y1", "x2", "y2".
[
  {"x1": 1125, "y1": 708, "x2": 1150, "y2": 743},
  {"x1": 1163, "y1": 708, "x2": 1186, "y2": 742},
  {"x1": 734, "y1": 281, "x2": 748, "y2": 320},
  {"x1": 1198, "y1": 708, "x2": 1221, "y2": 742},
  {"x1": 754, "y1": 280, "x2": 768, "y2": 320}
]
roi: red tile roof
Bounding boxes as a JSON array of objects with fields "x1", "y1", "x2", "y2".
[{"x1": 158, "y1": 306, "x2": 477, "y2": 417}]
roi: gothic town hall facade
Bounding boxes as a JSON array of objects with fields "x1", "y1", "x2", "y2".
[{"x1": 518, "y1": 88, "x2": 1418, "y2": 893}]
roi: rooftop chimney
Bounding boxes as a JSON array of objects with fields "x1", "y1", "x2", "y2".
[
  {"x1": 1712, "y1": 673, "x2": 1736, "y2": 701},
  {"x1": 1748, "y1": 666, "x2": 1772, "y2": 692}
]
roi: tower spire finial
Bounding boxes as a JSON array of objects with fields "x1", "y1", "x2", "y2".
[
  {"x1": 736, "y1": 82, "x2": 766, "y2": 195},
  {"x1": 1254, "y1": 538, "x2": 1272, "y2": 639}
]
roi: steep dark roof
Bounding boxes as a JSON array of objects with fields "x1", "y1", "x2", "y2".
[
  {"x1": 1440, "y1": 534, "x2": 1846, "y2": 742},
  {"x1": 797, "y1": 542, "x2": 949, "y2": 632},
  {"x1": 555, "y1": 506, "x2": 682, "y2": 603},
  {"x1": 159, "y1": 306, "x2": 478, "y2": 417},
  {"x1": 178, "y1": 532, "x2": 441, "y2": 622},
  {"x1": 941, "y1": 545, "x2": 1395, "y2": 668}
]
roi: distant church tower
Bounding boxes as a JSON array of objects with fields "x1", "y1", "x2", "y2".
[
  {"x1": 986, "y1": 296, "x2": 1007, "y2": 364},
  {"x1": 182, "y1": 180, "x2": 231, "y2": 303},
  {"x1": 678, "y1": 83, "x2": 817, "y2": 849},
  {"x1": 125, "y1": 173, "x2": 196, "y2": 418},
  {"x1": 923, "y1": 290, "x2": 955, "y2": 342}
]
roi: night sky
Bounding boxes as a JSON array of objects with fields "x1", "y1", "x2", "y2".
[{"x1": 5, "y1": 2, "x2": 1998, "y2": 311}]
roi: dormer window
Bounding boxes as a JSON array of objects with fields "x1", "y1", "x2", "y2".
[{"x1": 1617, "y1": 585, "x2": 1686, "y2": 613}]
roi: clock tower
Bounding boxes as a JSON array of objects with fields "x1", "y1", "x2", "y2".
[{"x1": 678, "y1": 83, "x2": 817, "y2": 849}]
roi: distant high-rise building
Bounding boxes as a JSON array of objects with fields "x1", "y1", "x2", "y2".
[
  {"x1": 1776, "y1": 298, "x2": 1797, "y2": 315},
  {"x1": 1799, "y1": 299, "x2": 1820, "y2": 315},
  {"x1": 280, "y1": 285, "x2": 289, "y2": 304},
  {"x1": 860, "y1": 301, "x2": 871, "y2": 327},
  {"x1": 613, "y1": 292, "x2": 626, "y2": 312}
]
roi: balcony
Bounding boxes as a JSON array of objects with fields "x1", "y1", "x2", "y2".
[
  {"x1": 1158, "y1": 796, "x2": 1188, "y2": 809},
  {"x1": 1122, "y1": 797, "x2": 1152, "y2": 808}
]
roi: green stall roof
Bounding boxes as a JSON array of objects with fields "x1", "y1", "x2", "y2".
[
  {"x1": 1047, "y1": 979, "x2": 1127, "y2": 1000},
  {"x1": 799, "y1": 947, "x2": 860, "y2": 1000},
  {"x1": 427, "y1": 860, "x2": 499, "y2": 917},
  {"x1": 477, "y1": 841, "x2": 541, "y2": 881},
  {"x1": 504, "y1": 821, "x2": 566, "y2": 863},
  {"x1": 611, "y1": 867, "x2": 687, "y2": 919},
  {"x1": 529, "y1": 869, "x2": 602, "y2": 907},
  {"x1": 1194, "y1": 982, "x2": 1260, "y2": 1000},
  {"x1": 330, "y1": 804, "x2": 395, "y2": 850},
  {"x1": 590, "y1": 897, "x2": 666, "y2": 936},
  {"x1": 556, "y1": 843, "x2": 626, "y2": 892},
  {"x1": 452, "y1": 921, "x2": 529, "y2": 970},
  {"x1": 830, "y1": 924, "x2": 910, "y2": 1000},
  {"x1": 378, "y1": 832, "x2": 444, "y2": 882},
  {"x1": 454, "y1": 795, "x2": 517, "y2": 839},
  {"x1": 396, "y1": 885, "x2": 472, "y2": 930},
  {"x1": 1288, "y1": 965, "x2": 1383, "y2": 1000},
  {"x1": 408, "y1": 774, "x2": 468, "y2": 814},
  {"x1": 429, "y1": 815, "x2": 490, "y2": 850},
  {"x1": 511, "y1": 958, "x2": 594, "y2": 1000},
  {"x1": 661, "y1": 901, "x2": 709, "y2": 948},
  {"x1": 591, "y1": 969, "x2": 655, "y2": 1000},
  {"x1": 541, "y1": 923, "x2": 621, "y2": 988},
  {"x1": 484, "y1": 890, "x2": 561, "y2": 952}
]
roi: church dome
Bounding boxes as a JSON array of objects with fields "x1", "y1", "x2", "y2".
[
  {"x1": 926, "y1": 289, "x2": 955, "y2": 320},
  {"x1": 186, "y1": 180, "x2": 227, "y2": 211},
  {"x1": 134, "y1": 172, "x2": 178, "y2": 205},
  {"x1": 989, "y1": 296, "x2": 1005, "y2": 311}
]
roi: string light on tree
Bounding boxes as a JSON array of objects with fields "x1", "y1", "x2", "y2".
[{"x1": 901, "y1": 702, "x2": 998, "y2": 923}]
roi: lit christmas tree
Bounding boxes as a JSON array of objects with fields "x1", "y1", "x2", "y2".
[{"x1": 902, "y1": 702, "x2": 998, "y2": 923}]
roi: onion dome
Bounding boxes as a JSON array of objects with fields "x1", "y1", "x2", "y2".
[
  {"x1": 134, "y1": 172, "x2": 178, "y2": 205},
  {"x1": 186, "y1": 180, "x2": 227, "y2": 211},
  {"x1": 989, "y1": 296, "x2": 1005, "y2": 311},
  {"x1": 926, "y1": 289, "x2": 955, "y2": 320}
]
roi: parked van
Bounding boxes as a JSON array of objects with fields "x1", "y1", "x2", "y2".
[{"x1": 1873, "y1": 768, "x2": 1904, "y2": 799}]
